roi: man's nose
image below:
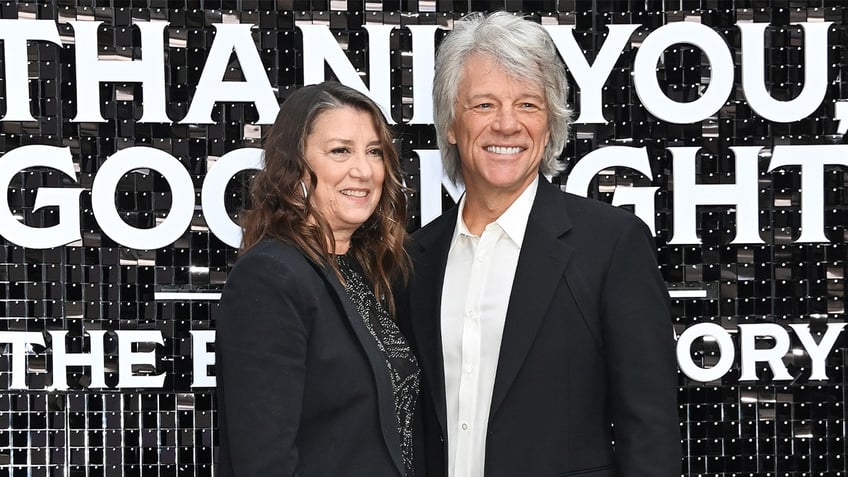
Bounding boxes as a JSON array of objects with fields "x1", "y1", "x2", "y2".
[{"x1": 493, "y1": 108, "x2": 521, "y2": 134}]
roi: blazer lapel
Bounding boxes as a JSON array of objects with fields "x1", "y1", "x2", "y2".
[
  {"x1": 409, "y1": 206, "x2": 458, "y2": 438},
  {"x1": 317, "y1": 262, "x2": 405, "y2": 476},
  {"x1": 490, "y1": 179, "x2": 574, "y2": 416}
]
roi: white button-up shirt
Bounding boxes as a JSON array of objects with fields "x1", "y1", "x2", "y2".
[{"x1": 441, "y1": 178, "x2": 538, "y2": 477}]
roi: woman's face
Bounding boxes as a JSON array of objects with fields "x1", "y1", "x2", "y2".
[{"x1": 304, "y1": 106, "x2": 386, "y2": 244}]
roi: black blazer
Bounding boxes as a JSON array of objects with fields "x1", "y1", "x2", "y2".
[
  {"x1": 401, "y1": 178, "x2": 681, "y2": 477},
  {"x1": 215, "y1": 239, "x2": 405, "y2": 477}
]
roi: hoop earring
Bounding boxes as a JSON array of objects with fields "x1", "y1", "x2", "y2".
[{"x1": 300, "y1": 180, "x2": 308, "y2": 199}]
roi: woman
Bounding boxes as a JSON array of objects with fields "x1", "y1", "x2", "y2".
[{"x1": 215, "y1": 82, "x2": 418, "y2": 477}]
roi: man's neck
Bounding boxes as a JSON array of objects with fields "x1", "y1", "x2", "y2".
[{"x1": 461, "y1": 179, "x2": 536, "y2": 236}]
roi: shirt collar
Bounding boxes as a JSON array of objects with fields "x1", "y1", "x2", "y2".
[{"x1": 451, "y1": 176, "x2": 539, "y2": 248}]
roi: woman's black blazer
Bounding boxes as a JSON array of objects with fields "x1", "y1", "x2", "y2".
[{"x1": 215, "y1": 238, "x2": 405, "y2": 476}]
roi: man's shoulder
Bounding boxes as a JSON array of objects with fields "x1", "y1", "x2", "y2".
[
  {"x1": 547, "y1": 184, "x2": 642, "y2": 226},
  {"x1": 562, "y1": 190, "x2": 635, "y2": 219},
  {"x1": 410, "y1": 206, "x2": 458, "y2": 245}
]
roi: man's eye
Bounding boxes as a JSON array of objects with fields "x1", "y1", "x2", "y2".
[
  {"x1": 476, "y1": 103, "x2": 492, "y2": 109},
  {"x1": 520, "y1": 103, "x2": 537, "y2": 109}
]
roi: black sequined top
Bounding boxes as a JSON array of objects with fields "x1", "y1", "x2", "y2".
[{"x1": 336, "y1": 254, "x2": 420, "y2": 477}]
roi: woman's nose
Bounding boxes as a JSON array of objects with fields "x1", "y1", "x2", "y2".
[{"x1": 348, "y1": 153, "x2": 373, "y2": 179}]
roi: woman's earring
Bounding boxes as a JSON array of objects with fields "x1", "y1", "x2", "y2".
[{"x1": 300, "y1": 180, "x2": 308, "y2": 199}]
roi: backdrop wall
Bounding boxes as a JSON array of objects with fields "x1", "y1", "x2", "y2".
[{"x1": 1, "y1": 0, "x2": 847, "y2": 475}]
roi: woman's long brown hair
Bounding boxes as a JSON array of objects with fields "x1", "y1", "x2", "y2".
[{"x1": 240, "y1": 82, "x2": 410, "y2": 316}]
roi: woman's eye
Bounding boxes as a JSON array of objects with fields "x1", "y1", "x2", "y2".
[
  {"x1": 330, "y1": 147, "x2": 350, "y2": 155},
  {"x1": 367, "y1": 148, "x2": 384, "y2": 158}
]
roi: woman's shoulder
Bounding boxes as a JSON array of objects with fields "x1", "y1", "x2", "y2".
[
  {"x1": 222, "y1": 238, "x2": 325, "y2": 303},
  {"x1": 225, "y1": 239, "x2": 323, "y2": 288},
  {"x1": 237, "y1": 238, "x2": 311, "y2": 267}
]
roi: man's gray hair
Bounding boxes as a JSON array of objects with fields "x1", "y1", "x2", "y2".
[{"x1": 433, "y1": 11, "x2": 572, "y2": 185}]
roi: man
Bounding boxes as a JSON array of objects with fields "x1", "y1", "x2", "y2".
[{"x1": 402, "y1": 12, "x2": 681, "y2": 477}]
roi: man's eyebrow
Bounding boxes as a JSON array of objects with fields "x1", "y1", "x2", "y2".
[
  {"x1": 516, "y1": 93, "x2": 546, "y2": 101},
  {"x1": 464, "y1": 92, "x2": 546, "y2": 102},
  {"x1": 465, "y1": 93, "x2": 498, "y2": 101}
]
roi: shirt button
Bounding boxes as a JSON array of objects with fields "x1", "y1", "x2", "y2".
[
  {"x1": 465, "y1": 310, "x2": 474, "y2": 318},
  {"x1": 461, "y1": 423, "x2": 469, "y2": 431},
  {"x1": 464, "y1": 366, "x2": 473, "y2": 374},
  {"x1": 475, "y1": 255, "x2": 485, "y2": 263}
]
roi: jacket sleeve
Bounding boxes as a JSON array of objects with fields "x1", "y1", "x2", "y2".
[
  {"x1": 600, "y1": 216, "x2": 682, "y2": 477},
  {"x1": 215, "y1": 251, "x2": 309, "y2": 476}
]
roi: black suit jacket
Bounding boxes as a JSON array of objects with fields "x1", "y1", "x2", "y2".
[
  {"x1": 215, "y1": 238, "x2": 405, "y2": 477},
  {"x1": 402, "y1": 178, "x2": 681, "y2": 477}
]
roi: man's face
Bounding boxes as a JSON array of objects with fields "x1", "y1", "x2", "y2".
[{"x1": 448, "y1": 54, "x2": 550, "y2": 199}]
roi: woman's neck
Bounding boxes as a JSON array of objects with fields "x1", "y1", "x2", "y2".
[{"x1": 332, "y1": 234, "x2": 351, "y2": 255}]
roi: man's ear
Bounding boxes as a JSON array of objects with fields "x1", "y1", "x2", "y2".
[{"x1": 447, "y1": 126, "x2": 457, "y2": 145}]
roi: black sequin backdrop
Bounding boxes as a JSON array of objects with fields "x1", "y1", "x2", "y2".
[{"x1": 1, "y1": 0, "x2": 847, "y2": 475}]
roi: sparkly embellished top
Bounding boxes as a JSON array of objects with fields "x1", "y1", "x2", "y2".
[{"x1": 336, "y1": 254, "x2": 420, "y2": 477}]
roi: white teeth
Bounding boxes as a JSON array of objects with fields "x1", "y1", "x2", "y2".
[
  {"x1": 341, "y1": 190, "x2": 367, "y2": 197},
  {"x1": 487, "y1": 146, "x2": 522, "y2": 155}
]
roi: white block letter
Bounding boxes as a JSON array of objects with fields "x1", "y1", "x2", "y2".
[
  {"x1": 565, "y1": 146, "x2": 658, "y2": 234},
  {"x1": 0, "y1": 20, "x2": 62, "y2": 121},
  {"x1": 768, "y1": 145, "x2": 848, "y2": 243},
  {"x1": 299, "y1": 24, "x2": 394, "y2": 123},
  {"x1": 0, "y1": 332, "x2": 46, "y2": 389},
  {"x1": 545, "y1": 24, "x2": 639, "y2": 124},
  {"x1": 789, "y1": 323, "x2": 845, "y2": 380},
  {"x1": 633, "y1": 22, "x2": 733, "y2": 124},
  {"x1": 669, "y1": 146, "x2": 763, "y2": 244},
  {"x1": 91, "y1": 146, "x2": 194, "y2": 250},
  {"x1": 739, "y1": 22, "x2": 832, "y2": 122},
  {"x1": 202, "y1": 148, "x2": 264, "y2": 248},
  {"x1": 181, "y1": 24, "x2": 278, "y2": 124},
  {"x1": 739, "y1": 323, "x2": 792, "y2": 381},
  {"x1": 408, "y1": 25, "x2": 441, "y2": 125},
  {"x1": 414, "y1": 149, "x2": 463, "y2": 226},
  {"x1": 116, "y1": 330, "x2": 165, "y2": 388},
  {"x1": 0, "y1": 145, "x2": 84, "y2": 248},
  {"x1": 676, "y1": 323, "x2": 735, "y2": 382},
  {"x1": 190, "y1": 330, "x2": 216, "y2": 388},
  {"x1": 49, "y1": 330, "x2": 107, "y2": 390},
  {"x1": 69, "y1": 21, "x2": 169, "y2": 123}
]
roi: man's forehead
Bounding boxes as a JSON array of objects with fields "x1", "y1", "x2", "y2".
[{"x1": 458, "y1": 55, "x2": 546, "y2": 98}]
